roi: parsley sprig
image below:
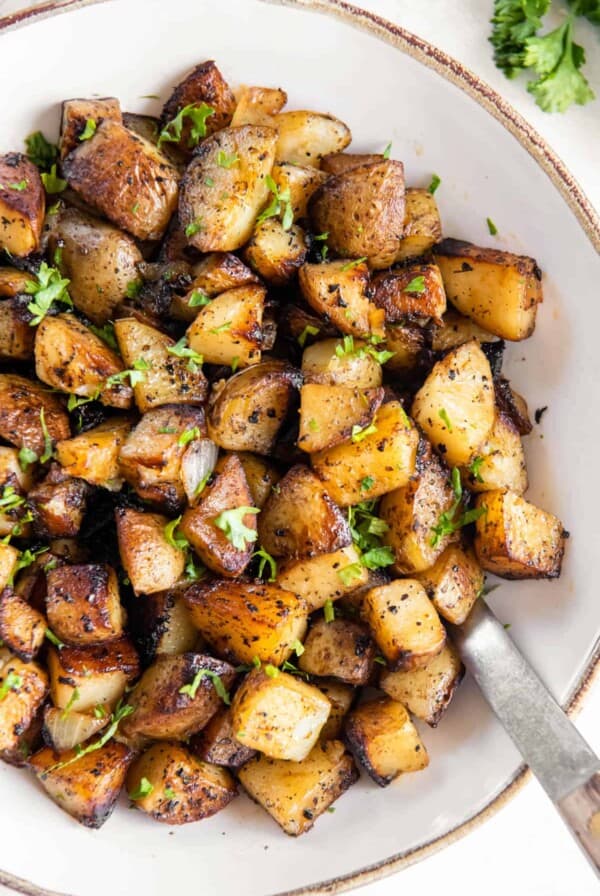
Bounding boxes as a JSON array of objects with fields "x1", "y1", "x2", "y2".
[
  {"x1": 158, "y1": 103, "x2": 215, "y2": 148},
  {"x1": 257, "y1": 175, "x2": 294, "y2": 231},
  {"x1": 430, "y1": 468, "x2": 487, "y2": 548},
  {"x1": 25, "y1": 131, "x2": 58, "y2": 171},
  {"x1": 334, "y1": 334, "x2": 394, "y2": 365},
  {"x1": 253, "y1": 546, "x2": 277, "y2": 581},
  {"x1": 337, "y1": 500, "x2": 395, "y2": 583},
  {"x1": 40, "y1": 700, "x2": 134, "y2": 777},
  {"x1": 179, "y1": 668, "x2": 230, "y2": 704},
  {"x1": 167, "y1": 336, "x2": 204, "y2": 372},
  {"x1": 25, "y1": 263, "x2": 72, "y2": 326},
  {"x1": 214, "y1": 507, "x2": 259, "y2": 551}
]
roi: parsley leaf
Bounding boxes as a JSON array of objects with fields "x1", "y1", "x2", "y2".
[
  {"x1": 158, "y1": 103, "x2": 215, "y2": 147},
  {"x1": 361, "y1": 476, "x2": 375, "y2": 492},
  {"x1": 18, "y1": 446, "x2": 38, "y2": 472},
  {"x1": 79, "y1": 119, "x2": 97, "y2": 141},
  {"x1": 340, "y1": 257, "x2": 368, "y2": 272},
  {"x1": 0, "y1": 670, "x2": 22, "y2": 702},
  {"x1": 489, "y1": 0, "x2": 550, "y2": 78},
  {"x1": 487, "y1": 217, "x2": 499, "y2": 235},
  {"x1": 216, "y1": 150, "x2": 240, "y2": 168},
  {"x1": 88, "y1": 322, "x2": 118, "y2": 351},
  {"x1": 129, "y1": 777, "x2": 154, "y2": 800},
  {"x1": 430, "y1": 468, "x2": 487, "y2": 547},
  {"x1": 39, "y1": 408, "x2": 54, "y2": 463},
  {"x1": 297, "y1": 324, "x2": 320, "y2": 348},
  {"x1": 209, "y1": 321, "x2": 232, "y2": 335},
  {"x1": 41, "y1": 164, "x2": 67, "y2": 194},
  {"x1": 468, "y1": 456, "x2": 485, "y2": 483},
  {"x1": 404, "y1": 275, "x2": 426, "y2": 294},
  {"x1": 41, "y1": 701, "x2": 134, "y2": 776},
  {"x1": 125, "y1": 278, "x2": 143, "y2": 299},
  {"x1": 45, "y1": 628, "x2": 64, "y2": 649},
  {"x1": 167, "y1": 336, "x2": 204, "y2": 372},
  {"x1": 188, "y1": 289, "x2": 211, "y2": 308},
  {"x1": 178, "y1": 427, "x2": 201, "y2": 447},
  {"x1": 185, "y1": 219, "x2": 203, "y2": 238},
  {"x1": 428, "y1": 173, "x2": 441, "y2": 194},
  {"x1": 163, "y1": 516, "x2": 190, "y2": 551},
  {"x1": 337, "y1": 563, "x2": 364, "y2": 587},
  {"x1": 438, "y1": 408, "x2": 453, "y2": 432},
  {"x1": 0, "y1": 486, "x2": 25, "y2": 513},
  {"x1": 334, "y1": 334, "x2": 394, "y2": 365},
  {"x1": 257, "y1": 175, "x2": 294, "y2": 231},
  {"x1": 214, "y1": 507, "x2": 259, "y2": 551},
  {"x1": 106, "y1": 358, "x2": 151, "y2": 388},
  {"x1": 382, "y1": 141, "x2": 392, "y2": 158},
  {"x1": 26, "y1": 262, "x2": 72, "y2": 326},
  {"x1": 179, "y1": 668, "x2": 230, "y2": 704},
  {"x1": 61, "y1": 687, "x2": 80, "y2": 719},
  {"x1": 323, "y1": 598, "x2": 336, "y2": 623},
  {"x1": 25, "y1": 131, "x2": 58, "y2": 171},
  {"x1": 351, "y1": 422, "x2": 377, "y2": 443},
  {"x1": 253, "y1": 546, "x2": 277, "y2": 581},
  {"x1": 361, "y1": 546, "x2": 395, "y2": 569}
]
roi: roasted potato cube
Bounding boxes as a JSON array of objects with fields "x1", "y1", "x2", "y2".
[
  {"x1": 1, "y1": 699, "x2": 44, "y2": 767},
  {"x1": 172, "y1": 253, "x2": 259, "y2": 321},
  {"x1": 59, "y1": 96, "x2": 122, "y2": 158},
  {"x1": 30, "y1": 739, "x2": 133, "y2": 828},
  {"x1": 343, "y1": 696, "x2": 428, "y2": 786},
  {"x1": 234, "y1": 452, "x2": 281, "y2": 508},
  {"x1": 274, "y1": 111, "x2": 351, "y2": 167},
  {"x1": 238, "y1": 739, "x2": 357, "y2": 835},
  {"x1": 55, "y1": 416, "x2": 131, "y2": 490},
  {"x1": 180, "y1": 454, "x2": 256, "y2": 577},
  {"x1": 161, "y1": 60, "x2": 236, "y2": 153},
  {"x1": 186, "y1": 284, "x2": 266, "y2": 368},
  {"x1": 271, "y1": 162, "x2": 327, "y2": 220},
  {"x1": 299, "y1": 260, "x2": 384, "y2": 338},
  {"x1": 0, "y1": 297, "x2": 35, "y2": 361},
  {"x1": 311, "y1": 401, "x2": 419, "y2": 507},
  {"x1": 126, "y1": 741, "x2": 236, "y2": 824},
  {"x1": 302, "y1": 337, "x2": 382, "y2": 389},
  {"x1": 474, "y1": 490, "x2": 565, "y2": 579},
  {"x1": 0, "y1": 648, "x2": 48, "y2": 752},
  {"x1": 258, "y1": 464, "x2": 351, "y2": 558},
  {"x1": 245, "y1": 220, "x2": 308, "y2": 285},
  {"x1": 321, "y1": 152, "x2": 384, "y2": 175},
  {"x1": 316, "y1": 679, "x2": 355, "y2": 740},
  {"x1": 0, "y1": 153, "x2": 45, "y2": 256},
  {"x1": 395, "y1": 188, "x2": 442, "y2": 262},
  {"x1": 298, "y1": 384, "x2": 384, "y2": 453},
  {"x1": 0, "y1": 266, "x2": 37, "y2": 296},
  {"x1": 0, "y1": 373, "x2": 70, "y2": 456},
  {"x1": 380, "y1": 444, "x2": 457, "y2": 574},
  {"x1": 0, "y1": 589, "x2": 45, "y2": 661},
  {"x1": 463, "y1": 412, "x2": 527, "y2": 494},
  {"x1": 383, "y1": 324, "x2": 425, "y2": 374},
  {"x1": 190, "y1": 707, "x2": 256, "y2": 769},
  {"x1": 277, "y1": 545, "x2": 368, "y2": 612},
  {"x1": 131, "y1": 590, "x2": 199, "y2": 664},
  {"x1": 116, "y1": 507, "x2": 186, "y2": 595},
  {"x1": 47, "y1": 637, "x2": 139, "y2": 713},
  {"x1": 231, "y1": 86, "x2": 287, "y2": 127},
  {"x1": 45, "y1": 563, "x2": 124, "y2": 646},
  {"x1": 431, "y1": 309, "x2": 498, "y2": 353},
  {"x1": 184, "y1": 579, "x2": 308, "y2": 666},
  {"x1": 50, "y1": 206, "x2": 142, "y2": 324},
  {"x1": 63, "y1": 119, "x2": 179, "y2": 240},
  {"x1": 114, "y1": 317, "x2": 208, "y2": 412},
  {"x1": 372, "y1": 263, "x2": 446, "y2": 325},
  {"x1": 309, "y1": 160, "x2": 405, "y2": 268},
  {"x1": 416, "y1": 544, "x2": 484, "y2": 624},
  {"x1": 434, "y1": 238, "x2": 543, "y2": 341},
  {"x1": 0, "y1": 544, "x2": 19, "y2": 594},
  {"x1": 0, "y1": 446, "x2": 32, "y2": 539},
  {"x1": 362, "y1": 579, "x2": 446, "y2": 671},
  {"x1": 121, "y1": 653, "x2": 235, "y2": 741},
  {"x1": 298, "y1": 618, "x2": 375, "y2": 686},
  {"x1": 28, "y1": 464, "x2": 90, "y2": 538},
  {"x1": 179, "y1": 125, "x2": 277, "y2": 252},
  {"x1": 232, "y1": 669, "x2": 331, "y2": 760},
  {"x1": 34, "y1": 314, "x2": 132, "y2": 409},
  {"x1": 411, "y1": 340, "x2": 495, "y2": 467},
  {"x1": 207, "y1": 360, "x2": 301, "y2": 455},
  {"x1": 380, "y1": 641, "x2": 464, "y2": 726}
]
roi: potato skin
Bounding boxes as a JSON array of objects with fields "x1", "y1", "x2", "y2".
[
  {"x1": 274, "y1": 111, "x2": 351, "y2": 168},
  {"x1": 0, "y1": 373, "x2": 70, "y2": 455},
  {"x1": 161, "y1": 60, "x2": 236, "y2": 153},
  {"x1": 396, "y1": 188, "x2": 442, "y2": 262},
  {"x1": 0, "y1": 153, "x2": 45, "y2": 256},
  {"x1": 298, "y1": 260, "x2": 384, "y2": 338},
  {"x1": 380, "y1": 642, "x2": 464, "y2": 726},
  {"x1": 0, "y1": 589, "x2": 46, "y2": 661},
  {"x1": 298, "y1": 384, "x2": 384, "y2": 453},
  {"x1": 59, "y1": 96, "x2": 122, "y2": 158},
  {"x1": 115, "y1": 507, "x2": 186, "y2": 595},
  {"x1": 372, "y1": 263, "x2": 447, "y2": 325},
  {"x1": 0, "y1": 649, "x2": 48, "y2": 752},
  {"x1": 298, "y1": 617, "x2": 376, "y2": 686},
  {"x1": 0, "y1": 296, "x2": 35, "y2": 361},
  {"x1": 189, "y1": 707, "x2": 256, "y2": 769},
  {"x1": 27, "y1": 463, "x2": 90, "y2": 538},
  {"x1": 45, "y1": 563, "x2": 124, "y2": 647}
]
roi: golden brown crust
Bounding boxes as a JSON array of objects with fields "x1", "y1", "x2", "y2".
[
  {"x1": 0, "y1": 153, "x2": 45, "y2": 256},
  {"x1": 0, "y1": 373, "x2": 70, "y2": 454},
  {"x1": 161, "y1": 61, "x2": 236, "y2": 153}
]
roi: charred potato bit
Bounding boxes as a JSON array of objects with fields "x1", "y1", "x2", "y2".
[
  {"x1": 59, "y1": 97, "x2": 122, "y2": 158},
  {"x1": 45, "y1": 563, "x2": 124, "y2": 647},
  {"x1": 320, "y1": 152, "x2": 384, "y2": 175},
  {"x1": 372, "y1": 263, "x2": 447, "y2": 326},
  {"x1": 299, "y1": 259, "x2": 384, "y2": 338},
  {"x1": 190, "y1": 707, "x2": 256, "y2": 770},
  {"x1": 416, "y1": 545, "x2": 484, "y2": 625},
  {"x1": 0, "y1": 589, "x2": 46, "y2": 661},
  {"x1": 47, "y1": 637, "x2": 139, "y2": 713},
  {"x1": 161, "y1": 60, "x2": 236, "y2": 153},
  {"x1": 132, "y1": 590, "x2": 199, "y2": 664},
  {"x1": 0, "y1": 373, "x2": 70, "y2": 455},
  {"x1": 186, "y1": 283, "x2": 266, "y2": 368},
  {"x1": 0, "y1": 648, "x2": 48, "y2": 752},
  {"x1": 298, "y1": 617, "x2": 376, "y2": 686},
  {"x1": 380, "y1": 641, "x2": 464, "y2": 726},
  {"x1": 396, "y1": 188, "x2": 442, "y2": 262},
  {"x1": 28, "y1": 464, "x2": 90, "y2": 538},
  {"x1": 55, "y1": 417, "x2": 131, "y2": 490},
  {"x1": 115, "y1": 507, "x2": 186, "y2": 595},
  {"x1": 0, "y1": 153, "x2": 45, "y2": 256}
]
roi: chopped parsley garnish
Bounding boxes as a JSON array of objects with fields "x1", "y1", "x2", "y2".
[
  {"x1": 403, "y1": 275, "x2": 426, "y2": 294},
  {"x1": 468, "y1": 456, "x2": 485, "y2": 483},
  {"x1": 41, "y1": 701, "x2": 134, "y2": 776},
  {"x1": 216, "y1": 150, "x2": 240, "y2": 168},
  {"x1": 340, "y1": 257, "x2": 367, "y2": 272},
  {"x1": 188, "y1": 289, "x2": 211, "y2": 308},
  {"x1": 231, "y1": 356, "x2": 240, "y2": 373},
  {"x1": 125, "y1": 278, "x2": 143, "y2": 299},
  {"x1": 351, "y1": 422, "x2": 377, "y2": 443},
  {"x1": 487, "y1": 217, "x2": 499, "y2": 235},
  {"x1": 129, "y1": 777, "x2": 154, "y2": 800},
  {"x1": 253, "y1": 546, "x2": 277, "y2": 582},
  {"x1": 67, "y1": 392, "x2": 99, "y2": 412},
  {"x1": 88, "y1": 322, "x2": 118, "y2": 351},
  {"x1": 430, "y1": 468, "x2": 487, "y2": 547},
  {"x1": 158, "y1": 102, "x2": 215, "y2": 148},
  {"x1": 428, "y1": 173, "x2": 441, "y2": 194},
  {"x1": 179, "y1": 668, "x2": 230, "y2": 704},
  {"x1": 297, "y1": 324, "x2": 320, "y2": 347},
  {"x1": 257, "y1": 174, "x2": 294, "y2": 231},
  {"x1": 323, "y1": 598, "x2": 336, "y2": 623},
  {"x1": 185, "y1": 219, "x2": 204, "y2": 238},
  {"x1": 167, "y1": 336, "x2": 204, "y2": 372},
  {"x1": 39, "y1": 408, "x2": 54, "y2": 463},
  {"x1": 292, "y1": 639, "x2": 305, "y2": 657},
  {"x1": 0, "y1": 486, "x2": 25, "y2": 513},
  {"x1": 25, "y1": 131, "x2": 58, "y2": 171},
  {"x1": 334, "y1": 334, "x2": 394, "y2": 365},
  {"x1": 163, "y1": 515, "x2": 190, "y2": 551},
  {"x1": 61, "y1": 687, "x2": 80, "y2": 719},
  {"x1": 79, "y1": 118, "x2": 97, "y2": 141},
  {"x1": 0, "y1": 671, "x2": 23, "y2": 701},
  {"x1": 438, "y1": 408, "x2": 453, "y2": 432},
  {"x1": 26, "y1": 262, "x2": 72, "y2": 325},
  {"x1": 45, "y1": 628, "x2": 65, "y2": 649},
  {"x1": 308, "y1": 418, "x2": 319, "y2": 433},
  {"x1": 214, "y1": 507, "x2": 259, "y2": 551},
  {"x1": 264, "y1": 664, "x2": 279, "y2": 678},
  {"x1": 382, "y1": 141, "x2": 392, "y2": 158},
  {"x1": 209, "y1": 321, "x2": 232, "y2": 335},
  {"x1": 178, "y1": 427, "x2": 201, "y2": 447},
  {"x1": 164, "y1": 787, "x2": 176, "y2": 800},
  {"x1": 93, "y1": 704, "x2": 107, "y2": 719},
  {"x1": 41, "y1": 164, "x2": 67, "y2": 194},
  {"x1": 361, "y1": 546, "x2": 395, "y2": 569},
  {"x1": 18, "y1": 446, "x2": 38, "y2": 472},
  {"x1": 337, "y1": 563, "x2": 364, "y2": 587},
  {"x1": 106, "y1": 358, "x2": 151, "y2": 388},
  {"x1": 360, "y1": 476, "x2": 375, "y2": 492}
]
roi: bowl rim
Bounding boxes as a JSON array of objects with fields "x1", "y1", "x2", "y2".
[{"x1": 0, "y1": 2, "x2": 599, "y2": 895}]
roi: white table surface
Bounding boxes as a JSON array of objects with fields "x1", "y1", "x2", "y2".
[{"x1": 0, "y1": 2, "x2": 598, "y2": 895}]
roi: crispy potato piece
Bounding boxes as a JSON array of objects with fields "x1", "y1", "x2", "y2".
[
  {"x1": 0, "y1": 588, "x2": 45, "y2": 661},
  {"x1": 383, "y1": 324, "x2": 425, "y2": 375},
  {"x1": 126, "y1": 741, "x2": 236, "y2": 823},
  {"x1": 0, "y1": 297, "x2": 35, "y2": 361},
  {"x1": 311, "y1": 401, "x2": 419, "y2": 507},
  {"x1": 258, "y1": 465, "x2": 351, "y2": 557},
  {"x1": 275, "y1": 111, "x2": 351, "y2": 167},
  {"x1": 115, "y1": 507, "x2": 186, "y2": 595},
  {"x1": 234, "y1": 452, "x2": 281, "y2": 509},
  {"x1": 395, "y1": 188, "x2": 442, "y2": 262},
  {"x1": 271, "y1": 162, "x2": 327, "y2": 220},
  {"x1": 45, "y1": 563, "x2": 124, "y2": 647},
  {"x1": 207, "y1": 360, "x2": 301, "y2": 455},
  {"x1": 277, "y1": 544, "x2": 368, "y2": 612},
  {"x1": 380, "y1": 642, "x2": 464, "y2": 726},
  {"x1": 343, "y1": 696, "x2": 428, "y2": 786},
  {"x1": 30, "y1": 739, "x2": 133, "y2": 829},
  {"x1": 238, "y1": 739, "x2": 357, "y2": 835},
  {"x1": 63, "y1": 120, "x2": 179, "y2": 240},
  {"x1": 372, "y1": 263, "x2": 447, "y2": 325},
  {"x1": 50, "y1": 206, "x2": 142, "y2": 324},
  {"x1": 0, "y1": 266, "x2": 36, "y2": 296},
  {"x1": 132, "y1": 590, "x2": 199, "y2": 664},
  {"x1": 299, "y1": 260, "x2": 384, "y2": 338},
  {"x1": 463, "y1": 412, "x2": 527, "y2": 494},
  {"x1": 494, "y1": 377, "x2": 533, "y2": 436},
  {"x1": 184, "y1": 579, "x2": 308, "y2": 666},
  {"x1": 431, "y1": 309, "x2": 498, "y2": 353},
  {"x1": 309, "y1": 160, "x2": 405, "y2": 268},
  {"x1": 245, "y1": 220, "x2": 308, "y2": 286},
  {"x1": 190, "y1": 707, "x2": 256, "y2": 769},
  {"x1": 0, "y1": 545, "x2": 19, "y2": 594},
  {"x1": 416, "y1": 544, "x2": 484, "y2": 625},
  {"x1": 474, "y1": 490, "x2": 565, "y2": 579},
  {"x1": 316, "y1": 679, "x2": 355, "y2": 740},
  {"x1": 47, "y1": 638, "x2": 139, "y2": 713},
  {"x1": 231, "y1": 85, "x2": 287, "y2": 127},
  {"x1": 298, "y1": 618, "x2": 376, "y2": 686},
  {"x1": 35, "y1": 314, "x2": 132, "y2": 409},
  {"x1": 232, "y1": 669, "x2": 331, "y2": 760},
  {"x1": 298, "y1": 384, "x2": 384, "y2": 453},
  {"x1": 121, "y1": 112, "x2": 184, "y2": 170},
  {"x1": 0, "y1": 373, "x2": 70, "y2": 455},
  {"x1": 59, "y1": 97, "x2": 122, "y2": 158},
  {"x1": 180, "y1": 454, "x2": 256, "y2": 577},
  {"x1": 55, "y1": 417, "x2": 131, "y2": 490},
  {"x1": 114, "y1": 317, "x2": 207, "y2": 411},
  {"x1": 321, "y1": 152, "x2": 384, "y2": 175},
  {"x1": 179, "y1": 125, "x2": 277, "y2": 252},
  {"x1": 161, "y1": 60, "x2": 236, "y2": 152},
  {"x1": 301, "y1": 337, "x2": 382, "y2": 389},
  {"x1": 27, "y1": 464, "x2": 89, "y2": 539},
  {"x1": 186, "y1": 284, "x2": 265, "y2": 367},
  {"x1": 121, "y1": 653, "x2": 236, "y2": 741},
  {"x1": 42, "y1": 705, "x2": 108, "y2": 754},
  {"x1": 411, "y1": 340, "x2": 495, "y2": 467},
  {"x1": 171, "y1": 253, "x2": 259, "y2": 321},
  {"x1": 0, "y1": 648, "x2": 48, "y2": 752},
  {"x1": 362, "y1": 579, "x2": 446, "y2": 671},
  {"x1": 434, "y1": 238, "x2": 543, "y2": 341},
  {"x1": 380, "y1": 444, "x2": 457, "y2": 574},
  {"x1": 0, "y1": 153, "x2": 45, "y2": 256},
  {"x1": 0, "y1": 446, "x2": 33, "y2": 539}
]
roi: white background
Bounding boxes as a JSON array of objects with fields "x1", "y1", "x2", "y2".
[{"x1": 0, "y1": 1, "x2": 598, "y2": 895}]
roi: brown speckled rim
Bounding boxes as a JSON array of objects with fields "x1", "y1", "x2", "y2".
[{"x1": 0, "y1": 1, "x2": 599, "y2": 895}]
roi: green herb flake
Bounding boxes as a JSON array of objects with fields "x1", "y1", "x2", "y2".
[
  {"x1": 438, "y1": 408, "x2": 453, "y2": 432},
  {"x1": 360, "y1": 476, "x2": 375, "y2": 492},
  {"x1": 45, "y1": 628, "x2": 64, "y2": 649},
  {"x1": 41, "y1": 165, "x2": 67, "y2": 194},
  {"x1": 61, "y1": 688, "x2": 80, "y2": 719},
  {"x1": 340, "y1": 257, "x2": 367, "y2": 272},
  {"x1": 253, "y1": 546, "x2": 277, "y2": 582},
  {"x1": 264, "y1": 664, "x2": 279, "y2": 678},
  {"x1": 257, "y1": 175, "x2": 294, "y2": 231},
  {"x1": 0, "y1": 486, "x2": 25, "y2": 513},
  {"x1": 129, "y1": 777, "x2": 154, "y2": 800},
  {"x1": 88, "y1": 322, "x2": 118, "y2": 351},
  {"x1": 351, "y1": 422, "x2": 377, "y2": 443},
  {"x1": 292, "y1": 639, "x2": 305, "y2": 657},
  {"x1": 428, "y1": 173, "x2": 441, "y2": 194},
  {"x1": 41, "y1": 700, "x2": 134, "y2": 775},
  {"x1": 39, "y1": 408, "x2": 54, "y2": 463},
  {"x1": 209, "y1": 321, "x2": 232, "y2": 335},
  {"x1": 93, "y1": 704, "x2": 107, "y2": 719},
  {"x1": 297, "y1": 324, "x2": 319, "y2": 348},
  {"x1": 185, "y1": 219, "x2": 204, "y2": 238},
  {"x1": 430, "y1": 468, "x2": 487, "y2": 547},
  {"x1": 26, "y1": 262, "x2": 72, "y2": 326},
  {"x1": 125, "y1": 278, "x2": 143, "y2": 299},
  {"x1": 486, "y1": 217, "x2": 499, "y2": 236},
  {"x1": 179, "y1": 668, "x2": 231, "y2": 704},
  {"x1": 163, "y1": 515, "x2": 189, "y2": 552},
  {"x1": 204, "y1": 176, "x2": 215, "y2": 187},
  {"x1": 382, "y1": 142, "x2": 392, "y2": 159},
  {"x1": 468, "y1": 455, "x2": 485, "y2": 483},
  {"x1": 323, "y1": 598, "x2": 336, "y2": 623},
  {"x1": 337, "y1": 563, "x2": 363, "y2": 587},
  {"x1": 0, "y1": 670, "x2": 23, "y2": 701},
  {"x1": 79, "y1": 119, "x2": 97, "y2": 141},
  {"x1": 361, "y1": 546, "x2": 395, "y2": 570},
  {"x1": 214, "y1": 507, "x2": 259, "y2": 551},
  {"x1": 188, "y1": 289, "x2": 212, "y2": 308},
  {"x1": 216, "y1": 150, "x2": 240, "y2": 168},
  {"x1": 106, "y1": 358, "x2": 151, "y2": 389},
  {"x1": 18, "y1": 446, "x2": 37, "y2": 473},
  {"x1": 167, "y1": 336, "x2": 204, "y2": 372},
  {"x1": 158, "y1": 102, "x2": 215, "y2": 148},
  {"x1": 25, "y1": 131, "x2": 58, "y2": 171},
  {"x1": 403, "y1": 275, "x2": 426, "y2": 294},
  {"x1": 178, "y1": 427, "x2": 201, "y2": 447}
]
